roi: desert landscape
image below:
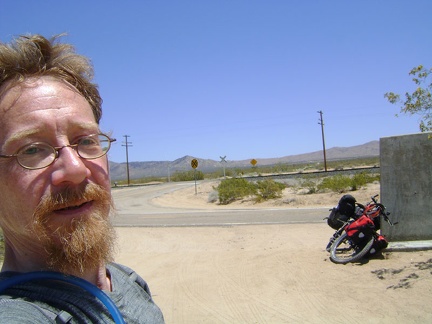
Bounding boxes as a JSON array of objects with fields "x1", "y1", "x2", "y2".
[{"x1": 113, "y1": 181, "x2": 432, "y2": 323}]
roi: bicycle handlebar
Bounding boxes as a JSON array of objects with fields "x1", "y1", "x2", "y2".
[{"x1": 367, "y1": 195, "x2": 398, "y2": 226}]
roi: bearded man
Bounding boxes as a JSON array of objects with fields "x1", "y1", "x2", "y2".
[{"x1": 0, "y1": 34, "x2": 164, "y2": 323}]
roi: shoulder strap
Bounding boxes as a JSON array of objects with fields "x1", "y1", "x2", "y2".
[
  {"x1": 108, "y1": 263, "x2": 151, "y2": 295},
  {"x1": 109, "y1": 262, "x2": 138, "y2": 282},
  {"x1": 0, "y1": 296, "x2": 73, "y2": 323}
]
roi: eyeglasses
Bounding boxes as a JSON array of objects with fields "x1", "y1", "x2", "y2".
[{"x1": 0, "y1": 134, "x2": 116, "y2": 170}]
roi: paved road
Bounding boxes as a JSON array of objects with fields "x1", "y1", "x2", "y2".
[{"x1": 111, "y1": 182, "x2": 329, "y2": 227}]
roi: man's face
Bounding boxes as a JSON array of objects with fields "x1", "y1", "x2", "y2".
[{"x1": 0, "y1": 77, "x2": 115, "y2": 273}]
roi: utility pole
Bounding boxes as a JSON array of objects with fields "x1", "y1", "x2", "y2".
[
  {"x1": 317, "y1": 111, "x2": 328, "y2": 172},
  {"x1": 122, "y1": 135, "x2": 132, "y2": 186}
]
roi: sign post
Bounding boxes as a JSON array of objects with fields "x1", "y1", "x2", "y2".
[
  {"x1": 191, "y1": 158, "x2": 198, "y2": 195},
  {"x1": 220, "y1": 156, "x2": 227, "y2": 178}
]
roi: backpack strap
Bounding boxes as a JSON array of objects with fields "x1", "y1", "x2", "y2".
[
  {"x1": 109, "y1": 263, "x2": 138, "y2": 283},
  {"x1": 0, "y1": 296, "x2": 73, "y2": 323},
  {"x1": 108, "y1": 263, "x2": 151, "y2": 295},
  {"x1": 55, "y1": 310, "x2": 74, "y2": 323}
]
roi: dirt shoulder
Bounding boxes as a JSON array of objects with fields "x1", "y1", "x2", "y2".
[{"x1": 116, "y1": 225, "x2": 432, "y2": 323}]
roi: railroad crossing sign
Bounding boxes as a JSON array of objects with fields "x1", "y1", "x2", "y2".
[
  {"x1": 191, "y1": 158, "x2": 198, "y2": 169},
  {"x1": 250, "y1": 159, "x2": 257, "y2": 166},
  {"x1": 220, "y1": 156, "x2": 227, "y2": 178}
]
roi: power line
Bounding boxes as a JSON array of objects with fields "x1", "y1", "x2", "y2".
[
  {"x1": 317, "y1": 111, "x2": 328, "y2": 172},
  {"x1": 122, "y1": 135, "x2": 133, "y2": 186}
]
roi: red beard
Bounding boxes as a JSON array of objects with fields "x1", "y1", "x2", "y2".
[{"x1": 32, "y1": 182, "x2": 116, "y2": 275}]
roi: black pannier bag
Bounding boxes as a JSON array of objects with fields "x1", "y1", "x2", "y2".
[{"x1": 327, "y1": 194, "x2": 357, "y2": 230}]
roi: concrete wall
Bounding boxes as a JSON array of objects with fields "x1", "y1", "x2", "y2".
[{"x1": 380, "y1": 133, "x2": 432, "y2": 241}]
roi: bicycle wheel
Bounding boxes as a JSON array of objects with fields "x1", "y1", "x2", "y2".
[{"x1": 329, "y1": 232, "x2": 374, "y2": 264}]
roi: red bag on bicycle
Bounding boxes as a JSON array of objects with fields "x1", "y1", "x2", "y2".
[
  {"x1": 345, "y1": 215, "x2": 375, "y2": 245},
  {"x1": 369, "y1": 235, "x2": 388, "y2": 255}
]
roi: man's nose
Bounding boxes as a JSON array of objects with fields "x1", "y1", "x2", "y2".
[{"x1": 50, "y1": 146, "x2": 91, "y2": 186}]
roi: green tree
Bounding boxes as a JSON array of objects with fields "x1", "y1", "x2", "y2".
[{"x1": 385, "y1": 65, "x2": 432, "y2": 132}]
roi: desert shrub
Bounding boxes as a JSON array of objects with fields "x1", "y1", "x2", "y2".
[
  {"x1": 215, "y1": 178, "x2": 286, "y2": 204},
  {"x1": 254, "y1": 179, "x2": 286, "y2": 202},
  {"x1": 299, "y1": 179, "x2": 318, "y2": 194},
  {"x1": 216, "y1": 178, "x2": 256, "y2": 205},
  {"x1": 351, "y1": 172, "x2": 380, "y2": 190},
  {"x1": 171, "y1": 170, "x2": 204, "y2": 182},
  {"x1": 318, "y1": 172, "x2": 380, "y2": 193},
  {"x1": 318, "y1": 175, "x2": 352, "y2": 193}
]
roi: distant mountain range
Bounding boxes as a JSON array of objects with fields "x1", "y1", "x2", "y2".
[{"x1": 109, "y1": 140, "x2": 379, "y2": 181}]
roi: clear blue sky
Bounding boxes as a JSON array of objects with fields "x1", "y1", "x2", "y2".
[{"x1": 1, "y1": 1, "x2": 431, "y2": 163}]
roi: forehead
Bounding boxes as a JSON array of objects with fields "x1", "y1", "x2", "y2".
[
  {"x1": 0, "y1": 77, "x2": 89, "y2": 115},
  {"x1": 0, "y1": 77, "x2": 98, "y2": 144}
]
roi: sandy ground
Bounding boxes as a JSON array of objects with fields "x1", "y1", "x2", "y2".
[{"x1": 114, "y1": 181, "x2": 432, "y2": 323}]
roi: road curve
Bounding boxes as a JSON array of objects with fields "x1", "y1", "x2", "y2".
[{"x1": 111, "y1": 182, "x2": 329, "y2": 227}]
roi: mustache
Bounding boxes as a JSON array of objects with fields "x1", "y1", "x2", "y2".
[
  {"x1": 31, "y1": 182, "x2": 116, "y2": 274},
  {"x1": 34, "y1": 183, "x2": 112, "y2": 216}
]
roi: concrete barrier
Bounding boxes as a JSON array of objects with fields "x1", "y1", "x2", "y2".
[{"x1": 380, "y1": 132, "x2": 432, "y2": 241}]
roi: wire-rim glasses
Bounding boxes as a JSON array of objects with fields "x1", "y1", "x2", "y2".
[{"x1": 0, "y1": 134, "x2": 116, "y2": 170}]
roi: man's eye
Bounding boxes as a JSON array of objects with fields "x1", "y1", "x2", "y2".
[
  {"x1": 21, "y1": 145, "x2": 44, "y2": 155},
  {"x1": 79, "y1": 137, "x2": 99, "y2": 146}
]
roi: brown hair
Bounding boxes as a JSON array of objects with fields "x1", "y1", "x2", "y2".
[{"x1": 0, "y1": 34, "x2": 102, "y2": 123}]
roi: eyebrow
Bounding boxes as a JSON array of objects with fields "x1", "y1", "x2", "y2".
[
  {"x1": 4, "y1": 129, "x2": 40, "y2": 147},
  {"x1": 3, "y1": 123, "x2": 100, "y2": 149}
]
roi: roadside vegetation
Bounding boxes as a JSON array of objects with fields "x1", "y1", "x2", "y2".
[
  {"x1": 216, "y1": 178, "x2": 257, "y2": 205},
  {"x1": 170, "y1": 170, "x2": 204, "y2": 182},
  {"x1": 317, "y1": 172, "x2": 379, "y2": 193},
  {"x1": 214, "y1": 171, "x2": 379, "y2": 205},
  {"x1": 298, "y1": 172, "x2": 380, "y2": 195},
  {"x1": 215, "y1": 178, "x2": 286, "y2": 205}
]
